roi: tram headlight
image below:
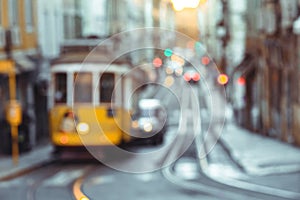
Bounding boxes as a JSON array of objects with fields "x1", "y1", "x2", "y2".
[{"x1": 76, "y1": 122, "x2": 90, "y2": 135}]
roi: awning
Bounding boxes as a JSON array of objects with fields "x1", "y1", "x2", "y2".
[
  {"x1": 14, "y1": 54, "x2": 36, "y2": 73},
  {"x1": 230, "y1": 53, "x2": 256, "y2": 78}
]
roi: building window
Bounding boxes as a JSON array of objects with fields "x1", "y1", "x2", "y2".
[
  {"x1": 63, "y1": 0, "x2": 83, "y2": 39},
  {"x1": 0, "y1": 0, "x2": 4, "y2": 48},
  {"x1": 8, "y1": 0, "x2": 19, "y2": 26},
  {"x1": 8, "y1": 0, "x2": 21, "y2": 46},
  {"x1": 25, "y1": 0, "x2": 34, "y2": 32},
  {"x1": 0, "y1": 0, "x2": 2, "y2": 24}
]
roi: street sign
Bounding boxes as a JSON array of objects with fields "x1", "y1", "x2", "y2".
[{"x1": 6, "y1": 100, "x2": 22, "y2": 126}]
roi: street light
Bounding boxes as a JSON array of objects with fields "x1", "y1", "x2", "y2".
[
  {"x1": 171, "y1": 0, "x2": 207, "y2": 11},
  {"x1": 171, "y1": 0, "x2": 185, "y2": 11},
  {"x1": 217, "y1": 74, "x2": 229, "y2": 85}
]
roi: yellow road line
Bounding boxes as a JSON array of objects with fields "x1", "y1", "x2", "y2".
[{"x1": 73, "y1": 176, "x2": 90, "y2": 200}]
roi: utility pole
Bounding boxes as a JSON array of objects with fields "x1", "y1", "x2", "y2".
[{"x1": 1, "y1": 30, "x2": 22, "y2": 165}]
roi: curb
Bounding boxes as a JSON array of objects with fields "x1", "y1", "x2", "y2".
[
  {"x1": 218, "y1": 132, "x2": 300, "y2": 176},
  {"x1": 196, "y1": 134, "x2": 300, "y2": 199},
  {"x1": 0, "y1": 160, "x2": 54, "y2": 181},
  {"x1": 0, "y1": 144, "x2": 54, "y2": 181}
]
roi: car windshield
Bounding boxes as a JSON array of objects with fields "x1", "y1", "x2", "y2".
[{"x1": 139, "y1": 108, "x2": 159, "y2": 118}]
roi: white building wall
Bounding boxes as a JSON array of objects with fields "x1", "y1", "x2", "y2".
[
  {"x1": 82, "y1": 0, "x2": 107, "y2": 37},
  {"x1": 280, "y1": 0, "x2": 298, "y2": 30},
  {"x1": 37, "y1": 0, "x2": 63, "y2": 59},
  {"x1": 197, "y1": 0, "x2": 223, "y2": 62},
  {"x1": 197, "y1": 0, "x2": 247, "y2": 71},
  {"x1": 226, "y1": 0, "x2": 247, "y2": 71}
]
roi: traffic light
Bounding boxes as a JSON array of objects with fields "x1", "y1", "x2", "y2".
[
  {"x1": 237, "y1": 77, "x2": 246, "y2": 85},
  {"x1": 164, "y1": 48, "x2": 173, "y2": 57},
  {"x1": 153, "y1": 57, "x2": 162, "y2": 68},
  {"x1": 201, "y1": 56, "x2": 210, "y2": 66},
  {"x1": 217, "y1": 74, "x2": 229, "y2": 85}
]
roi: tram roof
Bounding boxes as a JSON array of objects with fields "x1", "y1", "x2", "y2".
[
  {"x1": 51, "y1": 51, "x2": 128, "y2": 66},
  {"x1": 51, "y1": 52, "x2": 131, "y2": 74}
]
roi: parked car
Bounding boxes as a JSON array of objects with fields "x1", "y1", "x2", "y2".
[{"x1": 131, "y1": 99, "x2": 167, "y2": 145}]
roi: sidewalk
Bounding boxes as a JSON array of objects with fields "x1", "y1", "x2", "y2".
[
  {"x1": 220, "y1": 123, "x2": 300, "y2": 176},
  {"x1": 0, "y1": 143, "x2": 53, "y2": 181}
]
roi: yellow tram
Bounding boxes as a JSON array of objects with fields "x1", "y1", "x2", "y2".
[{"x1": 49, "y1": 51, "x2": 141, "y2": 151}]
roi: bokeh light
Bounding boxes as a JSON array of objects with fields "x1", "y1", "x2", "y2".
[
  {"x1": 217, "y1": 74, "x2": 229, "y2": 85},
  {"x1": 237, "y1": 77, "x2": 246, "y2": 85},
  {"x1": 164, "y1": 48, "x2": 173, "y2": 57},
  {"x1": 164, "y1": 76, "x2": 175, "y2": 87},
  {"x1": 166, "y1": 66, "x2": 174, "y2": 75},
  {"x1": 153, "y1": 57, "x2": 163, "y2": 68},
  {"x1": 201, "y1": 56, "x2": 210, "y2": 65}
]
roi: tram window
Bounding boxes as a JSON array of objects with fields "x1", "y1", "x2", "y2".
[
  {"x1": 54, "y1": 73, "x2": 67, "y2": 104},
  {"x1": 74, "y1": 72, "x2": 92, "y2": 103},
  {"x1": 100, "y1": 73, "x2": 115, "y2": 103}
]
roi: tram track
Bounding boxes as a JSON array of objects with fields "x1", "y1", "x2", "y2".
[
  {"x1": 162, "y1": 85, "x2": 300, "y2": 200},
  {"x1": 0, "y1": 156, "x2": 97, "y2": 200},
  {"x1": 161, "y1": 86, "x2": 256, "y2": 200},
  {"x1": 24, "y1": 162, "x2": 96, "y2": 200},
  {"x1": 18, "y1": 83, "x2": 300, "y2": 200},
  {"x1": 193, "y1": 86, "x2": 300, "y2": 200},
  {"x1": 26, "y1": 166, "x2": 61, "y2": 200},
  {"x1": 195, "y1": 131, "x2": 300, "y2": 200}
]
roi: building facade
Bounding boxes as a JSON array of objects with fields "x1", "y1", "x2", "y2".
[
  {"x1": 198, "y1": 0, "x2": 300, "y2": 146},
  {"x1": 0, "y1": 0, "x2": 41, "y2": 153}
]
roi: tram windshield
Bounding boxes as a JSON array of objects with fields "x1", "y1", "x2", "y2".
[{"x1": 74, "y1": 72, "x2": 93, "y2": 103}]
